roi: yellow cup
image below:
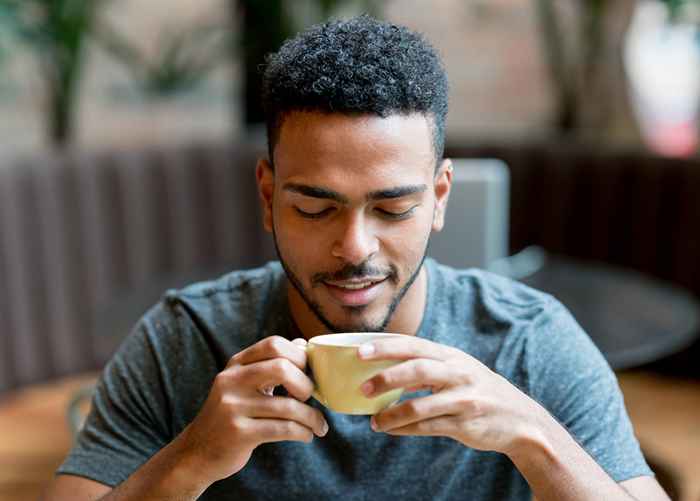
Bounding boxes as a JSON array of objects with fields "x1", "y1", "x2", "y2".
[{"x1": 305, "y1": 332, "x2": 405, "y2": 415}]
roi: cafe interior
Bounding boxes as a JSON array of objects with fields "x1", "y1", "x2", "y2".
[{"x1": 1, "y1": 1, "x2": 700, "y2": 499}]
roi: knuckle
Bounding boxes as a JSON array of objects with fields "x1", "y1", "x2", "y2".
[
  {"x1": 272, "y1": 357, "x2": 294, "y2": 377},
  {"x1": 222, "y1": 394, "x2": 244, "y2": 412},
  {"x1": 375, "y1": 371, "x2": 392, "y2": 388},
  {"x1": 297, "y1": 383, "x2": 314, "y2": 402},
  {"x1": 282, "y1": 420, "x2": 297, "y2": 435},
  {"x1": 457, "y1": 394, "x2": 479, "y2": 414},
  {"x1": 223, "y1": 365, "x2": 244, "y2": 383},
  {"x1": 460, "y1": 370, "x2": 476, "y2": 386},
  {"x1": 213, "y1": 371, "x2": 229, "y2": 387},
  {"x1": 277, "y1": 398, "x2": 297, "y2": 416},
  {"x1": 266, "y1": 335, "x2": 288, "y2": 355},
  {"x1": 414, "y1": 360, "x2": 432, "y2": 379},
  {"x1": 211, "y1": 372, "x2": 233, "y2": 396},
  {"x1": 403, "y1": 399, "x2": 421, "y2": 417},
  {"x1": 230, "y1": 415, "x2": 247, "y2": 434}
]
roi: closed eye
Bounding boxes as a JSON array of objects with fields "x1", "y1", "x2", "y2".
[
  {"x1": 294, "y1": 207, "x2": 335, "y2": 219},
  {"x1": 376, "y1": 206, "x2": 419, "y2": 220}
]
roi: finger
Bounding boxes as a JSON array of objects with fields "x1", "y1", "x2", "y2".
[
  {"x1": 357, "y1": 336, "x2": 461, "y2": 362},
  {"x1": 235, "y1": 357, "x2": 315, "y2": 401},
  {"x1": 361, "y1": 358, "x2": 456, "y2": 397},
  {"x1": 246, "y1": 395, "x2": 328, "y2": 437},
  {"x1": 230, "y1": 335, "x2": 307, "y2": 370},
  {"x1": 372, "y1": 390, "x2": 464, "y2": 432},
  {"x1": 380, "y1": 415, "x2": 455, "y2": 438},
  {"x1": 249, "y1": 417, "x2": 316, "y2": 445}
]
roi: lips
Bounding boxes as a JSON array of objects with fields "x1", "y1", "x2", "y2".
[{"x1": 323, "y1": 277, "x2": 387, "y2": 306}]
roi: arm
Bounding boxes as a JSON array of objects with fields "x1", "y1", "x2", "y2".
[
  {"x1": 358, "y1": 336, "x2": 669, "y2": 501},
  {"x1": 42, "y1": 336, "x2": 327, "y2": 501},
  {"x1": 509, "y1": 400, "x2": 669, "y2": 501},
  {"x1": 42, "y1": 429, "x2": 212, "y2": 501}
]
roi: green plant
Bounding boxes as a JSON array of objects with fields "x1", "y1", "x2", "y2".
[
  {"x1": 0, "y1": 0, "x2": 110, "y2": 147},
  {"x1": 660, "y1": 0, "x2": 700, "y2": 25},
  {"x1": 98, "y1": 20, "x2": 231, "y2": 99},
  {"x1": 0, "y1": 32, "x2": 9, "y2": 92},
  {"x1": 663, "y1": 0, "x2": 696, "y2": 21}
]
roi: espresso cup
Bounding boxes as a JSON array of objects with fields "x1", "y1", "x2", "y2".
[{"x1": 304, "y1": 332, "x2": 405, "y2": 415}]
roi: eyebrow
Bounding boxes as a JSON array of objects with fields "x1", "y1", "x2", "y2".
[
  {"x1": 366, "y1": 185, "x2": 427, "y2": 201},
  {"x1": 283, "y1": 183, "x2": 427, "y2": 203},
  {"x1": 283, "y1": 183, "x2": 349, "y2": 203}
]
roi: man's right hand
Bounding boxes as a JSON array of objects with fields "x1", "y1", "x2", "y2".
[
  {"x1": 174, "y1": 335, "x2": 329, "y2": 485},
  {"x1": 42, "y1": 335, "x2": 327, "y2": 501}
]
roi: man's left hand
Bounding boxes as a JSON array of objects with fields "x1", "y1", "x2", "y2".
[{"x1": 359, "y1": 336, "x2": 551, "y2": 456}]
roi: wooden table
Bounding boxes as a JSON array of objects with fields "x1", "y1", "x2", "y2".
[
  {"x1": 0, "y1": 374, "x2": 97, "y2": 501},
  {"x1": 617, "y1": 371, "x2": 700, "y2": 501}
]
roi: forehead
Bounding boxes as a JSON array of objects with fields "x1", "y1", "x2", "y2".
[{"x1": 273, "y1": 111, "x2": 435, "y2": 187}]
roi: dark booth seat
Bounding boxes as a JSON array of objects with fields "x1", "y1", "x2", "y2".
[{"x1": 0, "y1": 142, "x2": 275, "y2": 394}]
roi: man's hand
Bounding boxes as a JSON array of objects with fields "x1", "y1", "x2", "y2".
[
  {"x1": 358, "y1": 336, "x2": 549, "y2": 455},
  {"x1": 358, "y1": 336, "x2": 670, "y2": 501},
  {"x1": 175, "y1": 336, "x2": 328, "y2": 485}
]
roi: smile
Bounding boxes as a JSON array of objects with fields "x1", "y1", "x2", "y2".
[{"x1": 323, "y1": 277, "x2": 388, "y2": 306}]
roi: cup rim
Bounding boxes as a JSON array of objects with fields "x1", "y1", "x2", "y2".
[{"x1": 308, "y1": 332, "x2": 405, "y2": 347}]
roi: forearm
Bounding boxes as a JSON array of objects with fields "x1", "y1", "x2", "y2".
[
  {"x1": 99, "y1": 432, "x2": 212, "y2": 501},
  {"x1": 508, "y1": 411, "x2": 635, "y2": 501}
]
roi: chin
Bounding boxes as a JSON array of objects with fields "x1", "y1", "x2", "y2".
[
  {"x1": 327, "y1": 322, "x2": 385, "y2": 334},
  {"x1": 322, "y1": 306, "x2": 392, "y2": 333}
]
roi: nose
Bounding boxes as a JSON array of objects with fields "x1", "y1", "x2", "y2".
[{"x1": 331, "y1": 212, "x2": 379, "y2": 265}]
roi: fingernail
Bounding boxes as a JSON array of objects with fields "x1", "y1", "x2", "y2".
[
  {"x1": 320, "y1": 421, "x2": 329, "y2": 436},
  {"x1": 358, "y1": 343, "x2": 375, "y2": 358},
  {"x1": 360, "y1": 381, "x2": 374, "y2": 396},
  {"x1": 370, "y1": 416, "x2": 379, "y2": 432}
]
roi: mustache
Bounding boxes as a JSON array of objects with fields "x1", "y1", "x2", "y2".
[{"x1": 312, "y1": 261, "x2": 398, "y2": 285}]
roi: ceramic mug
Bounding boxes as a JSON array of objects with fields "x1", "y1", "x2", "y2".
[{"x1": 304, "y1": 332, "x2": 405, "y2": 415}]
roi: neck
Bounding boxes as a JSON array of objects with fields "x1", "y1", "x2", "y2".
[{"x1": 287, "y1": 264, "x2": 428, "y2": 339}]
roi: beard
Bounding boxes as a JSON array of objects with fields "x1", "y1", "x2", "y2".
[{"x1": 272, "y1": 227, "x2": 429, "y2": 334}]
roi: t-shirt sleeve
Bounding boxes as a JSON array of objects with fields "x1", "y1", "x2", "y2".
[
  {"x1": 524, "y1": 300, "x2": 653, "y2": 483},
  {"x1": 56, "y1": 304, "x2": 175, "y2": 486}
]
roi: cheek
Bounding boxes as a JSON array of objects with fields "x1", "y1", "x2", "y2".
[
  {"x1": 381, "y1": 215, "x2": 432, "y2": 262},
  {"x1": 273, "y1": 210, "x2": 325, "y2": 262}
]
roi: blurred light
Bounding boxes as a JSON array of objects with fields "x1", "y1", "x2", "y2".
[{"x1": 624, "y1": 0, "x2": 700, "y2": 157}]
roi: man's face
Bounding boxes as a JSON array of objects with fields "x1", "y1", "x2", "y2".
[{"x1": 257, "y1": 111, "x2": 451, "y2": 334}]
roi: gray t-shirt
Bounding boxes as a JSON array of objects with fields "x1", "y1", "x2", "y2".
[{"x1": 58, "y1": 258, "x2": 652, "y2": 500}]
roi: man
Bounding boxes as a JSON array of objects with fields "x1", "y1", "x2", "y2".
[{"x1": 43, "y1": 15, "x2": 668, "y2": 501}]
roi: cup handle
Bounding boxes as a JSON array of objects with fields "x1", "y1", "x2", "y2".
[{"x1": 301, "y1": 344, "x2": 326, "y2": 406}]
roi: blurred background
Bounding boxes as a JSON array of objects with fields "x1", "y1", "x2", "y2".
[{"x1": 1, "y1": 0, "x2": 700, "y2": 499}]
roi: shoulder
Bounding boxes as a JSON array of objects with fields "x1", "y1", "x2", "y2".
[
  {"x1": 426, "y1": 259, "x2": 591, "y2": 377},
  {"x1": 169, "y1": 261, "x2": 284, "y2": 304},
  {"x1": 129, "y1": 261, "x2": 287, "y2": 363},
  {"x1": 153, "y1": 261, "x2": 286, "y2": 324},
  {"x1": 429, "y1": 259, "x2": 558, "y2": 328}
]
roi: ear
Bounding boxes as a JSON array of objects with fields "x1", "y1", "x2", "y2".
[
  {"x1": 256, "y1": 158, "x2": 275, "y2": 233},
  {"x1": 432, "y1": 158, "x2": 453, "y2": 232}
]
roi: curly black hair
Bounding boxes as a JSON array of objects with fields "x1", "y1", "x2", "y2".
[{"x1": 261, "y1": 15, "x2": 449, "y2": 168}]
